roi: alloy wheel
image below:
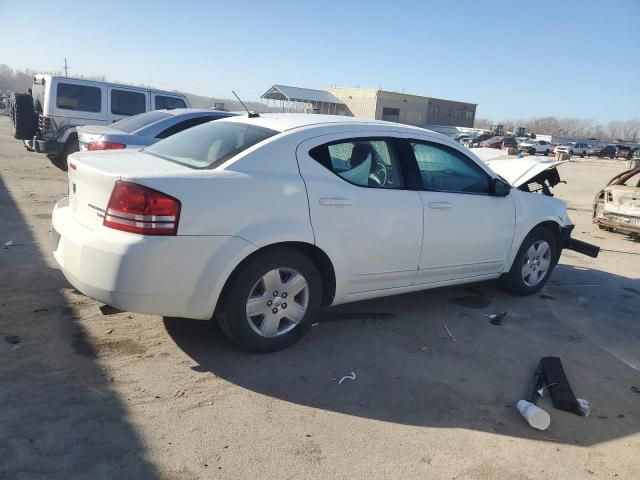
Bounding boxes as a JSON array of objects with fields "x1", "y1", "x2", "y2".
[
  {"x1": 245, "y1": 267, "x2": 309, "y2": 338},
  {"x1": 521, "y1": 240, "x2": 552, "y2": 287}
]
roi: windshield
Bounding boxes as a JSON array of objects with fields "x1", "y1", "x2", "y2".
[
  {"x1": 145, "y1": 120, "x2": 278, "y2": 169},
  {"x1": 111, "y1": 110, "x2": 172, "y2": 133}
]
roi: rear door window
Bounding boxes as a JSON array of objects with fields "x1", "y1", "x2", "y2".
[
  {"x1": 155, "y1": 95, "x2": 187, "y2": 110},
  {"x1": 111, "y1": 89, "x2": 146, "y2": 116},
  {"x1": 56, "y1": 83, "x2": 101, "y2": 112},
  {"x1": 309, "y1": 138, "x2": 405, "y2": 189}
]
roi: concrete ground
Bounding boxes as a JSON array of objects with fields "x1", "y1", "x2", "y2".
[{"x1": 0, "y1": 116, "x2": 639, "y2": 480}]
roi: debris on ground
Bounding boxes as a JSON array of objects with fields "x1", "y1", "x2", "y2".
[
  {"x1": 529, "y1": 356, "x2": 587, "y2": 416},
  {"x1": 5, "y1": 334, "x2": 20, "y2": 344},
  {"x1": 99, "y1": 305, "x2": 124, "y2": 315},
  {"x1": 630, "y1": 386, "x2": 640, "y2": 395},
  {"x1": 539, "y1": 294, "x2": 556, "y2": 300},
  {"x1": 2, "y1": 240, "x2": 23, "y2": 249},
  {"x1": 106, "y1": 329, "x2": 114, "y2": 334},
  {"x1": 32, "y1": 307, "x2": 48, "y2": 313},
  {"x1": 485, "y1": 311, "x2": 507, "y2": 325},
  {"x1": 517, "y1": 399, "x2": 551, "y2": 430},
  {"x1": 536, "y1": 382, "x2": 558, "y2": 398},
  {"x1": 337, "y1": 371, "x2": 357, "y2": 385},
  {"x1": 577, "y1": 398, "x2": 591, "y2": 417},
  {"x1": 442, "y1": 324, "x2": 456, "y2": 342}
]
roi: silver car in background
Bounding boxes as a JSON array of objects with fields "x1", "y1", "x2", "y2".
[{"x1": 77, "y1": 109, "x2": 235, "y2": 152}]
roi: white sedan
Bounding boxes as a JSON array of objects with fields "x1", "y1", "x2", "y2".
[{"x1": 52, "y1": 114, "x2": 598, "y2": 352}]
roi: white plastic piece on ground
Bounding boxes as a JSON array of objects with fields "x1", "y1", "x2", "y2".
[
  {"x1": 338, "y1": 371, "x2": 357, "y2": 385},
  {"x1": 517, "y1": 400, "x2": 551, "y2": 430},
  {"x1": 577, "y1": 398, "x2": 591, "y2": 417}
]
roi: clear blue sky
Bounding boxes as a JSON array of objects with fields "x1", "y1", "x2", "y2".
[{"x1": 1, "y1": 0, "x2": 638, "y2": 122}]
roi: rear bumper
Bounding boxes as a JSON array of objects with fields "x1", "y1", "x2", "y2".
[
  {"x1": 51, "y1": 198, "x2": 256, "y2": 319},
  {"x1": 595, "y1": 213, "x2": 640, "y2": 235},
  {"x1": 26, "y1": 136, "x2": 62, "y2": 155},
  {"x1": 560, "y1": 225, "x2": 600, "y2": 258}
]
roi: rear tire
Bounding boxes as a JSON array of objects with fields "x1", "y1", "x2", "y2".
[
  {"x1": 216, "y1": 247, "x2": 322, "y2": 353},
  {"x1": 545, "y1": 149, "x2": 550, "y2": 155},
  {"x1": 10, "y1": 93, "x2": 37, "y2": 140},
  {"x1": 500, "y1": 226, "x2": 558, "y2": 296},
  {"x1": 581, "y1": 151, "x2": 586, "y2": 158},
  {"x1": 49, "y1": 135, "x2": 79, "y2": 172}
]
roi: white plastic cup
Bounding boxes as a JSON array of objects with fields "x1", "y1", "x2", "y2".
[{"x1": 517, "y1": 400, "x2": 551, "y2": 430}]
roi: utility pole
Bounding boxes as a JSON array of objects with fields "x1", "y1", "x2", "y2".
[{"x1": 63, "y1": 58, "x2": 69, "y2": 77}]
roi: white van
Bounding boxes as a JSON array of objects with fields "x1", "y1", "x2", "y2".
[{"x1": 25, "y1": 75, "x2": 190, "y2": 168}]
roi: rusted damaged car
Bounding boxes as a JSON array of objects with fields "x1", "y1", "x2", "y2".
[{"x1": 593, "y1": 167, "x2": 640, "y2": 236}]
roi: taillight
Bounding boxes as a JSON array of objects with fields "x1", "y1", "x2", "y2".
[
  {"x1": 103, "y1": 181, "x2": 180, "y2": 236},
  {"x1": 88, "y1": 141, "x2": 126, "y2": 151},
  {"x1": 38, "y1": 114, "x2": 51, "y2": 132}
]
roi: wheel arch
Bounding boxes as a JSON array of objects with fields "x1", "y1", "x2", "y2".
[
  {"x1": 215, "y1": 241, "x2": 337, "y2": 316},
  {"x1": 520, "y1": 220, "x2": 564, "y2": 265}
]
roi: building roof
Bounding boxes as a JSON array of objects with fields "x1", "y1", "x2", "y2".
[{"x1": 261, "y1": 84, "x2": 344, "y2": 105}]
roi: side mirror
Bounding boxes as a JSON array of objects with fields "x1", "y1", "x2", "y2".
[{"x1": 492, "y1": 178, "x2": 511, "y2": 197}]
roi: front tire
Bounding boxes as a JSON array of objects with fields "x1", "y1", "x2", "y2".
[
  {"x1": 500, "y1": 226, "x2": 558, "y2": 296},
  {"x1": 216, "y1": 247, "x2": 322, "y2": 353}
]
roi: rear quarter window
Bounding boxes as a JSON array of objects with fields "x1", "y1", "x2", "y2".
[
  {"x1": 145, "y1": 121, "x2": 278, "y2": 169},
  {"x1": 56, "y1": 83, "x2": 101, "y2": 112},
  {"x1": 155, "y1": 95, "x2": 187, "y2": 109},
  {"x1": 111, "y1": 89, "x2": 146, "y2": 116}
]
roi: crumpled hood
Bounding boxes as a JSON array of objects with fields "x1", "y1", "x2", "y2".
[
  {"x1": 468, "y1": 148, "x2": 566, "y2": 187},
  {"x1": 484, "y1": 157, "x2": 567, "y2": 187}
]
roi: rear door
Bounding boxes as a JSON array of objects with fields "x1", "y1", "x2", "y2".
[
  {"x1": 108, "y1": 87, "x2": 149, "y2": 123},
  {"x1": 402, "y1": 135, "x2": 516, "y2": 284},
  {"x1": 297, "y1": 132, "x2": 423, "y2": 294}
]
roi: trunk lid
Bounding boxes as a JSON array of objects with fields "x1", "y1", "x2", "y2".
[
  {"x1": 67, "y1": 150, "x2": 193, "y2": 230},
  {"x1": 77, "y1": 125, "x2": 127, "y2": 151}
]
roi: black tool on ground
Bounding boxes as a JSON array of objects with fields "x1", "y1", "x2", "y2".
[
  {"x1": 485, "y1": 311, "x2": 507, "y2": 325},
  {"x1": 527, "y1": 356, "x2": 584, "y2": 416},
  {"x1": 5, "y1": 335, "x2": 20, "y2": 345}
]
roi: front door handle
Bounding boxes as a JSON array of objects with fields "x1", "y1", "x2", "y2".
[
  {"x1": 428, "y1": 202, "x2": 453, "y2": 210},
  {"x1": 319, "y1": 197, "x2": 352, "y2": 207}
]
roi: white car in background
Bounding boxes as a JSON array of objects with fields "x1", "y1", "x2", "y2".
[
  {"x1": 51, "y1": 114, "x2": 598, "y2": 352},
  {"x1": 555, "y1": 141, "x2": 590, "y2": 157},
  {"x1": 519, "y1": 139, "x2": 552, "y2": 155}
]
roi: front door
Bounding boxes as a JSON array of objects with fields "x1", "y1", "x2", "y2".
[
  {"x1": 404, "y1": 137, "x2": 516, "y2": 284},
  {"x1": 297, "y1": 134, "x2": 423, "y2": 295}
]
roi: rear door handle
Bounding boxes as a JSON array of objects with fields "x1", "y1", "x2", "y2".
[
  {"x1": 319, "y1": 197, "x2": 352, "y2": 207},
  {"x1": 428, "y1": 202, "x2": 453, "y2": 210}
]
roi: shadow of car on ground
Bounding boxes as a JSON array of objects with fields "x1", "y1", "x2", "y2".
[{"x1": 164, "y1": 263, "x2": 640, "y2": 447}]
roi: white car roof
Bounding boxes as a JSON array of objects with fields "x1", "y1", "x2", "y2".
[{"x1": 221, "y1": 113, "x2": 436, "y2": 135}]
